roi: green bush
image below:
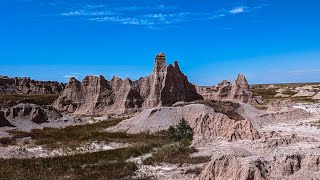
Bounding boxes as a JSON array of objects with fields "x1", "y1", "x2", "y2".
[{"x1": 168, "y1": 119, "x2": 193, "y2": 142}]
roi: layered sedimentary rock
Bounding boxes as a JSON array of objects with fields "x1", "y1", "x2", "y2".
[
  {"x1": 0, "y1": 76, "x2": 64, "y2": 94},
  {"x1": 3, "y1": 103, "x2": 62, "y2": 124},
  {"x1": 108, "y1": 103, "x2": 260, "y2": 143},
  {"x1": 196, "y1": 74, "x2": 253, "y2": 103},
  {"x1": 313, "y1": 92, "x2": 320, "y2": 100},
  {"x1": 53, "y1": 53, "x2": 203, "y2": 115},
  {"x1": 199, "y1": 145, "x2": 320, "y2": 180}
]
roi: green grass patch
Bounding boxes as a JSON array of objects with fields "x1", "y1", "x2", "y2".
[{"x1": 6, "y1": 118, "x2": 170, "y2": 149}]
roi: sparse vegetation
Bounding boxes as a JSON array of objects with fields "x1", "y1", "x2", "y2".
[
  {"x1": 250, "y1": 87, "x2": 277, "y2": 102},
  {"x1": 168, "y1": 119, "x2": 193, "y2": 142},
  {"x1": 305, "y1": 120, "x2": 320, "y2": 129},
  {"x1": 0, "y1": 137, "x2": 16, "y2": 146},
  {"x1": 0, "y1": 144, "x2": 154, "y2": 180},
  {"x1": 185, "y1": 167, "x2": 203, "y2": 175},
  {"x1": 251, "y1": 83, "x2": 320, "y2": 104},
  {"x1": 0, "y1": 118, "x2": 172, "y2": 179},
  {"x1": 143, "y1": 122, "x2": 210, "y2": 165},
  {"x1": 5, "y1": 118, "x2": 170, "y2": 150},
  {"x1": 198, "y1": 100, "x2": 245, "y2": 121},
  {"x1": 0, "y1": 94, "x2": 59, "y2": 105},
  {"x1": 143, "y1": 140, "x2": 210, "y2": 165}
]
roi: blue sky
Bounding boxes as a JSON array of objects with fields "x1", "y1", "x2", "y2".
[{"x1": 1, "y1": 0, "x2": 320, "y2": 85}]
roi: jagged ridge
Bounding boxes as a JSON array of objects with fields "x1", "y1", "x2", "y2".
[{"x1": 53, "y1": 53, "x2": 203, "y2": 115}]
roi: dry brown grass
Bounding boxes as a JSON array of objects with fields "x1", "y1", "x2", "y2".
[
  {"x1": 143, "y1": 140, "x2": 210, "y2": 165},
  {"x1": 0, "y1": 94, "x2": 59, "y2": 105}
]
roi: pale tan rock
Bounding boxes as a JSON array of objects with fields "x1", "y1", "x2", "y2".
[
  {"x1": 199, "y1": 145, "x2": 320, "y2": 180},
  {"x1": 292, "y1": 90, "x2": 316, "y2": 97},
  {"x1": 108, "y1": 103, "x2": 260, "y2": 143},
  {"x1": 196, "y1": 74, "x2": 253, "y2": 103},
  {"x1": 229, "y1": 74, "x2": 253, "y2": 102},
  {"x1": 53, "y1": 53, "x2": 202, "y2": 115},
  {"x1": 313, "y1": 92, "x2": 320, "y2": 100},
  {"x1": 274, "y1": 93, "x2": 290, "y2": 98},
  {"x1": 0, "y1": 76, "x2": 64, "y2": 94}
]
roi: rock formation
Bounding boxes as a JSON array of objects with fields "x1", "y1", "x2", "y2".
[
  {"x1": 199, "y1": 145, "x2": 320, "y2": 180},
  {"x1": 108, "y1": 102, "x2": 260, "y2": 143},
  {"x1": 196, "y1": 74, "x2": 253, "y2": 103},
  {"x1": 3, "y1": 103, "x2": 62, "y2": 124},
  {"x1": 0, "y1": 111, "x2": 14, "y2": 127},
  {"x1": 53, "y1": 53, "x2": 203, "y2": 115},
  {"x1": 313, "y1": 92, "x2": 320, "y2": 100},
  {"x1": 0, "y1": 76, "x2": 64, "y2": 94}
]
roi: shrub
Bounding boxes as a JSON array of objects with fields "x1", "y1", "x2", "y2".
[{"x1": 168, "y1": 119, "x2": 193, "y2": 142}]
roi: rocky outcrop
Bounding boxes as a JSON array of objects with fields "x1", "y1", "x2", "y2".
[
  {"x1": 0, "y1": 76, "x2": 64, "y2": 94},
  {"x1": 53, "y1": 53, "x2": 203, "y2": 115},
  {"x1": 108, "y1": 103, "x2": 260, "y2": 143},
  {"x1": 230, "y1": 74, "x2": 253, "y2": 102},
  {"x1": 199, "y1": 146, "x2": 320, "y2": 180},
  {"x1": 0, "y1": 111, "x2": 14, "y2": 127},
  {"x1": 196, "y1": 74, "x2": 253, "y2": 103},
  {"x1": 313, "y1": 92, "x2": 320, "y2": 100},
  {"x1": 3, "y1": 103, "x2": 62, "y2": 124}
]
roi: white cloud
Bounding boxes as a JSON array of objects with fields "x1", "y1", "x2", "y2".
[
  {"x1": 86, "y1": 4, "x2": 105, "y2": 8},
  {"x1": 229, "y1": 6, "x2": 247, "y2": 14},
  {"x1": 90, "y1": 16, "x2": 153, "y2": 25},
  {"x1": 57, "y1": 3, "x2": 265, "y2": 27},
  {"x1": 63, "y1": 73, "x2": 81, "y2": 78},
  {"x1": 60, "y1": 10, "x2": 113, "y2": 17},
  {"x1": 63, "y1": 75, "x2": 78, "y2": 78}
]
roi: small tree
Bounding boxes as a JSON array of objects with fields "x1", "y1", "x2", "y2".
[{"x1": 168, "y1": 118, "x2": 193, "y2": 142}]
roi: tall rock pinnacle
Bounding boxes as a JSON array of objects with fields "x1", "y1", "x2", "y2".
[
  {"x1": 53, "y1": 52, "x2": 203, "y2": 115},
  {"x1": 153, "y1": 52, "x2": 167, "y2": 73}
]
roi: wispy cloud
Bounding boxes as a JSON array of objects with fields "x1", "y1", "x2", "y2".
[
  {"x1": 57, "y1": 2, "x2": 266, "y2": 27},
  {"x1": 60, "y1": 10, "x2": 113, "y2": 17},
  {"x1": 229, "y1": 6, "x2": 247, "y2": 14},
  {"x1": 63, "y1": 72, "x2": 81, "y2": 79},
  {"x1": 48, "y1": 2, "x2": 56, "y2": 6},
  {"x1": 86, "y1": 4, "x2": 105, "y2": 8}
]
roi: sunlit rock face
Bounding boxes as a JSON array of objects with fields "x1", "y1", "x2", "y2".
[{"x1": 53, "y1": 53, "x2": 203, "y2": 115}]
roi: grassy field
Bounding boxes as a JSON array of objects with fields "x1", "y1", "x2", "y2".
[
  {"x1": 0, "y1": 145, "x2": 152, "y2": 180},
  {"x1": 0, "y1": 118, "x2": 210, "y2": 179},
  {"x1": 250, "y1": 84, "x2": 319, "y2": 105}
]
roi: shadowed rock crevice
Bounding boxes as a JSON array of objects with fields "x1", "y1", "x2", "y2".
[{"x1": 0, "y1": 111, "x2": 14, "y2": 127}]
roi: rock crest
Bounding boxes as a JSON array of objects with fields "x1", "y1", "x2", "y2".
[
  {"x1": 196, "y1": 74, "x2": 253, "y2": 103},
  {"x1": 0, "y1": 76, "x2": 64, "y2": 94},
  {"x1": 53, "y1": 53, "x2": 203, "y2": 115}
]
